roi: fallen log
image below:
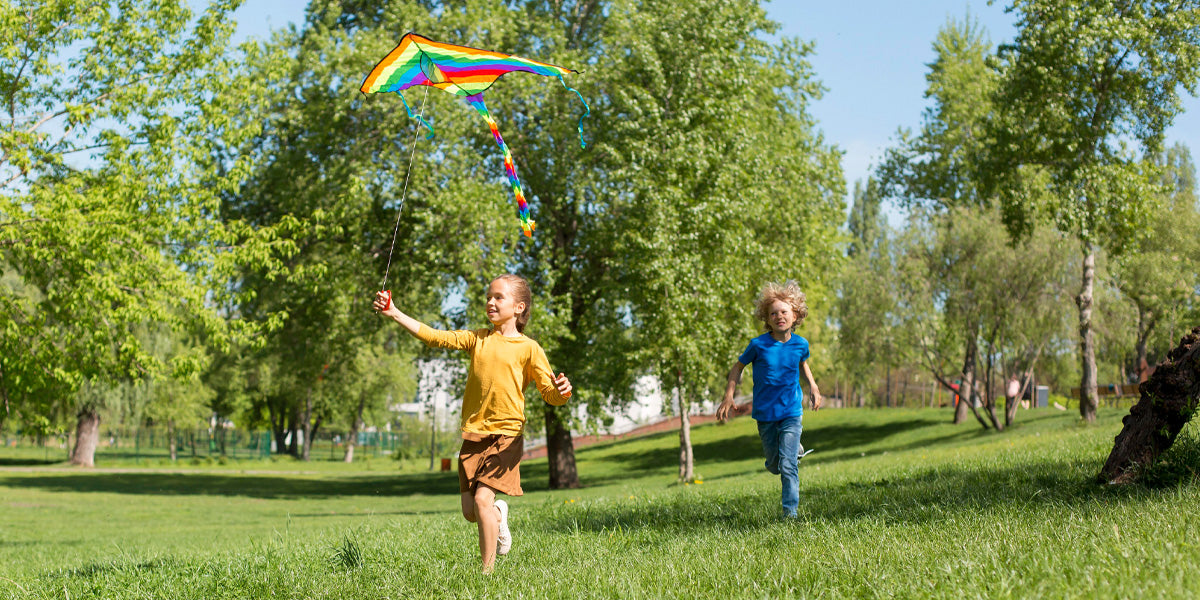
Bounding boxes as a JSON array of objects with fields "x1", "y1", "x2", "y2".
[{"x1": 1098, "y1": 326, "x2": 1200, "y2": 485}]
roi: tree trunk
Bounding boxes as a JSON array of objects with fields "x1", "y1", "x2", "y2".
[
  {"x1": 214, "y1": 416, "x2": 226, "y2": 456},
  {"x1": 1005, "y1": 374, "x2": 1028, "y2": 428},
  {"x1": 1077, "y1": 243, "x2": 1099, "y2": 421},
  {"x1": 270, "y1": 409, "x2": 286, "y2": 458},
  {"x1": 168, "y1": 418, "x2": 178, "y2": 462},
  {"x1": 885, "y1": 363, "x2": 892, "y2": 408},
  {"x1": 983, "y1": 342, "x2": 1003, "y2": 430},
  {"x1": 966, "y1": 384, "x2": 990, "y2": 429},
  {"x1": 69, "y1": 407, "x2": 100, "y2": 467},
  {"x1": 429, "y1": 405, "x2": 437, "y2": 471},
  {"x1": 985, "y1": 400, "x2": 1003, "y2": 430},
  {"x1": 287, "y1": 406, "x2": 300, "y2": 457},
  {"x1": 303, "y1": 415, "x2": 321, "y2": 461},
  {"x1": 954, "y1": 337, "x2": 977, "y2": 424},
  {"x1": 1098, "y1": 326, "x2": 1200, "y2": 484},
  {"x1": 544, "y1": 404, "x2": 580, "y2": 489},
  {"x1": 678, "y1": 386, "x2": 694, "y2": 482},
  {"x1": 1135, "y1": 305, "x2": 1155, "y2": 383},
  {"x1": 344, "y1": 396, "x2": 365, "y2": 463}
]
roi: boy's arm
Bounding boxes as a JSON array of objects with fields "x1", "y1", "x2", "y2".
[
  {"x1": 716, "y1": 362, "x2": 746, "y2": 422},
  {"x1": 802, "y1": 361, "x2": 822, "y2": 410}
]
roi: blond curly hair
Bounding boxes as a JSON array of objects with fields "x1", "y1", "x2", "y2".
[{"x1": 753, "y1": 280, "x2": 809, "y2": 332}]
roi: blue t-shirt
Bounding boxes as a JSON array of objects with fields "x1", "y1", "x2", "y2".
[{"x1": 738, "y1": 332, "x2": 810, "y2": 422}]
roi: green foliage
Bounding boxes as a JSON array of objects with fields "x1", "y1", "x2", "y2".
[
  {"x1": 1110, "y1": 143, "x2": 1200, "y2": 366},
  {"x1": 834, "y1": 185, "x2": 898, "y2": 402},
  {"x1": 889, "y1": 206, "x2": 1073, "y2": 405},
  {"x1": 1141, "y1": 424, "x2": 1200, "y2": 487},
  {"x1": 878, "y1": 14, "x2": 997, "y2": 210},
  {"x1": 984, "y1": 0, "x2": 1200, "y2": 246},
  {"x1": 0, "y1": 1, "x2": 285, "y2": 439},
  {"x1": 598, "y1": 0, "x2": 843, "y2": 406},
  {"x1": 847, "y1": 178, "x2": 884, "y2": 257},
  {"x1": 226, "y1": 1, "x2": 844, "y2": 478},
  {"x1": 871, "y1": 16, "x2": 1076, "y2": 420}
]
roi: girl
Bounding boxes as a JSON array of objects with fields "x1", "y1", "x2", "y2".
[{"x1": 373, "y1": 275, "x2": 572, "y2": 573}]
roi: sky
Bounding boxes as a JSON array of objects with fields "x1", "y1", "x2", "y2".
[{"x1": 229, "y1": 1, "x2": 1199, "y2": 206}]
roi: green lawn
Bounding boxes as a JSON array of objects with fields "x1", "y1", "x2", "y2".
[{"x1": 3, "y1": 408, "x2": 1199, "y2": 599}]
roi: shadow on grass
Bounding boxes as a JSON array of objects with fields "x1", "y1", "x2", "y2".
[
  {"x1": 53, "y1": 557, "x2": 172, "y2": 580},
  {"x1": 547, "y1": 416, "x2": 960, "y2": 489},
  {"x1": 535, "y1": 457, "x2": 1168, "y2": 535},
  {"x1": 0, "y1": 470, "x2": 462, "y2": 501},
  {"x1": 0, "y1": 457, "x2": 64, "y2": 466}
]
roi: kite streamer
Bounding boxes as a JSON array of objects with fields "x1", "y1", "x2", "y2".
[
  {"x1": 465, "y1": 93, "x2": 533, "y2": 236},
  {"x1": 361, "y1": 32, "x2": 589, "y2": 237}
]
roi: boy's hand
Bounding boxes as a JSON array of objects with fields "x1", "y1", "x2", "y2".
[
  {"x1": 716, "y1": 399, "x2": 736, "y2": 422},
  {"x1": 811, "y1": 390, "x2": 823, "y2": 411},
  {"x1": 555, "y1": 373, "x2": 573, "y2": 399}
]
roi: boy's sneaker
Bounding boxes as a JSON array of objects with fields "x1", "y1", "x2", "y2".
[
  {"x1": 798, "y1": 443, "x2": 814, "y2": 462},
  {"x1": 495, "y1": 499, "x2": 512, "y2": 555}
]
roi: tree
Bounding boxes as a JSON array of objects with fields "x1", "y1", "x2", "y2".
[
  {"x1": 835, "y1": 178, "x2": 899, "y2": 407},
  {"x1": 982, "y1": 0, "x2": 1200, "y2": 421},
  {"x1": 332, "y1": 337, "x2": 415, "y2": 463},
  {"x1": 599, "y1": 0, "x2": 843, "y2": 480},
  {"x1": 1099, "y1": 325, "x2": 1200, "y2": 484},
  {"x1": 218, "y1": 1, "x2": 526, "y2": 459},
  {"x1": 0, "y1": 0, "x2": 276, "y2": 466},
  {"x1": 876, "y1": 15, "x2": 1000, "y2": 424},
  {"x1": 1110, "y1": 143, "x2": 1200, "y2": 378}
]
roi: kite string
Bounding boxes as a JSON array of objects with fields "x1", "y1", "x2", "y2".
[{"x1": 380, "y1": 86, "x2": 431, "y2": 292}]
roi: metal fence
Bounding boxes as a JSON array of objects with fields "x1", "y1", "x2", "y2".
[{"x1": 0, "y1": 427, "x2": 405, "y2": 462}]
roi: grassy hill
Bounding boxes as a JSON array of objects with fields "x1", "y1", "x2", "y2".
[{"x1": 3, "y1": 407, "x2": 1199, "y2": 599}]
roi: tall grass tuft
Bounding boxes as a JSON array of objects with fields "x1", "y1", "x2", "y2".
[
  {"x1": 1141, "y1": 422, "x2": 1200, "y2": 487},
  {"x1": 330, "y1": 534, "x2": 363, "y2": 570}
]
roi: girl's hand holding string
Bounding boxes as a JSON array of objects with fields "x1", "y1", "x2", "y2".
[{"x1": 374, "y1": 290, "x2": 397, "y2": 316}]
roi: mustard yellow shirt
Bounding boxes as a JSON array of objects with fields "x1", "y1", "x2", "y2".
[{"x1": 416, "y1": 325, "x2": 568, "y2": 437}]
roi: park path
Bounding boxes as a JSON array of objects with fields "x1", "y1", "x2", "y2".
[
  {"x1": 521, "y1": 400, "x2": 751, "y2": 460},
  {"x1": 0, "y1": 466, "x2": 329, "y2": 475}
]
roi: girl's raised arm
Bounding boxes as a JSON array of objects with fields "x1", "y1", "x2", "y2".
[{"x1": 374, "y1": 290, "x2": 425, "y2": 336}]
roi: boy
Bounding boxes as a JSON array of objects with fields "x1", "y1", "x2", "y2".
[{"x1": 717, "y1": 281, "x2": 821, "y2": 518}]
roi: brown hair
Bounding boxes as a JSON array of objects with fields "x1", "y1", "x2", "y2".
[
  {"x1": 493, "y1": 274, "x2": 532, "y2": 333},
  {"x1": 753, "y1": 280, "x2": 808, "y2": 332}
]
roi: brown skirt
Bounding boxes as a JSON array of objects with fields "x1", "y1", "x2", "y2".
[{"x1": 458, "y1": 433, "x2": 524, "y2": 496}]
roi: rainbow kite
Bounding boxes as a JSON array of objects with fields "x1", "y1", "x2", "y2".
[{"x1": 361, "y1": 32, "x2": 589, "y2": 237}]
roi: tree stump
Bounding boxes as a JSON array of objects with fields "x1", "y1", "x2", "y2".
[{"x1": 1098, "y1": 326, "x2": 1200, "y2": 485}]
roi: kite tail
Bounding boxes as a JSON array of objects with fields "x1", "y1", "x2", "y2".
[
  {"x1": 397, "y1": 90, "x2": 435, "y2": 139},
  {"x1": 465, "y1": 93, "x2": 534, "y2": 237},
  {"x1": 558, "y1": 75, "x2": 590, "y2": 149}
]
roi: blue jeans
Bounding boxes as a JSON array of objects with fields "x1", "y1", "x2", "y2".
[{"x1": 758, "y1": 416, "x2": 802, "y2": 517}]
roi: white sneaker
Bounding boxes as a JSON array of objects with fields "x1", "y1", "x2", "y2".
[
  {"x1": 495, "y1": 499, "x2": 512, "y2": 556},
  {"x1": 798, "y1": 444, "x2": 814, "y2": 462}
]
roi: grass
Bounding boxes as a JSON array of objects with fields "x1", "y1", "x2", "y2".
[{"x1": 3, "y1": 407, "x2": 1200, "y2": 599}]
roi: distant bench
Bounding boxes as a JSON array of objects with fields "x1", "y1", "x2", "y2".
[{"x1": 1069, "y1": 383, "x2": 1140, "y2": 398}]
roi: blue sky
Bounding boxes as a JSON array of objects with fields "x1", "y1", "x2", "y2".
[
  {"x1": 229, "y1": 1, "x2": 1198, "y2": 203},
  {"x1": 767, "y1": 1, "x2": 1198, "y2": 199}
]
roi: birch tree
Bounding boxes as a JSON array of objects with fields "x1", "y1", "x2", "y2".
[{"x1": 982, "y1": 0, "x2": 1200, "y2": 421}]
